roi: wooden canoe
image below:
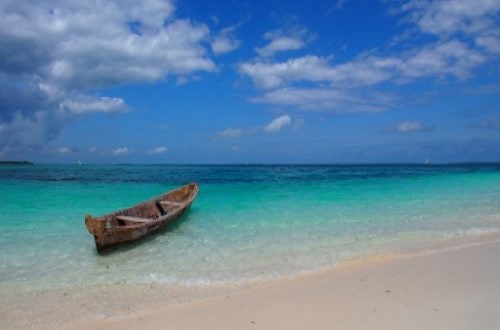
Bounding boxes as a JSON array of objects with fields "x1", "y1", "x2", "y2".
[{"x1": 85, "y1": 182, "x2": 199, "y2": 252}]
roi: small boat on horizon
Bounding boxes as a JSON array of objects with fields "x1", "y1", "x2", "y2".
[{"x1": 85, "y1": 183, "x2": 199, "y2": 252}]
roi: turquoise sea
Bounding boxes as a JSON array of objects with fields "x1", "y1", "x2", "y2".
[{"x1": 1, "y1": 164, "x2": 499, "y2": 291}]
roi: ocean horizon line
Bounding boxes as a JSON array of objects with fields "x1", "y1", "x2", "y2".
[{"x1": 4, "y1": 161, "x2": 500, "y2": 166}]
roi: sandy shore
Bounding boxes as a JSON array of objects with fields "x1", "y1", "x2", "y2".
[{"x1": 66, "y1": 236, "x2": 500, "y2": 330}]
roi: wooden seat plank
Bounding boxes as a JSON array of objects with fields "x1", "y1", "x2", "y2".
[
  {"x1": 116, "y1": 215, "x2": 154, "y2": 223},
  {"x1": 159, "y1": 200, "x2": 184, "y2": 207}
]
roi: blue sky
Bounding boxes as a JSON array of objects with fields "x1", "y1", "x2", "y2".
[{"x1": 0, "y1": 0, "x2": 499, "y2": 163}]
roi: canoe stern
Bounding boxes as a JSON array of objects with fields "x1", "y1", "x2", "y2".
[{"x1": 85, "y1": 215, "x2": 106, "y2": 236}]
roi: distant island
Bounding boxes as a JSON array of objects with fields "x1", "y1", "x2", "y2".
[{"x1": 0, "y1": 160, "x2": 34, "y2": 165}]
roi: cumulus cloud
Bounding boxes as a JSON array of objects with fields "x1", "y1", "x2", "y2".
[
  {"x1": 0, "y1": 0, "x2": 217, "y2": 154},
  {"x1": 396, "y1": 40, "x2": 485, "y2": 79},
  {"x1": 240, "y1": 56, "x2": 334, "y2": 89},
  {"x1": 211, "y1": 25, "x2": 241, "y2": 55},
  {"x1": 476, "y1": 32, "x2": 500, "y2": 54},
  {"x1": 255, "y1": 27, "x2": 310, "y2": 57},
  {"x1": 239, "y1": 0, "x2": 498, "y2": 112},
  {"x1": 1, "y1": 1, "x2": 215, "y2": 89},
  {"x1": 241, "y1": 40, "x2": 485, "y2": 91},
  {"x1": 396, "y1": 0, "x2": 500, "y2": 37},
  {"x1": 264, "y1": 115, "x2": 292, "y2": 133}
]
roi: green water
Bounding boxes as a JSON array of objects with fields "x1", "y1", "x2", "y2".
[{"x1": 0, "y1": 164, "x2": 499, "y2": 290}]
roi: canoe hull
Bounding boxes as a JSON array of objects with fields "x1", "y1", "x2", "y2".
[{"x1": 85, "y1": 183, "x2": 198, "y2": 252}]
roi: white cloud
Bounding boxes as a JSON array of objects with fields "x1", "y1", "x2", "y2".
[
  {"x1": 238, "y1": 0, "x2": 497, "y2": 112},
  {"x1": 395, "y1": 120, "x2": 433, "y2": 133},
  {"x1": 211, "y1": 25, "x2": 241, "y2": 55},
  {"x1": 240, "y1": 41, "x2": 487, "y2": 112},
  {"x1": 211, "y1": 37, "x2": 240, "y2": 55},
  {"x1": 254, "y1": 88, "x2": 347, "y2": 109},
  {"x1": 58, "y1": 146, "x2": 71, "y2": 154},
  {"x1": 264, "y1": 115, "x2": 292, "y2": 133},
  {"x1": 241, "y1": 39, "x2": 485, "y2": 91},
  {"x1": 60, "y1": 96, "x2": 127, "y2": 114},
  {"x1": 256, "y1": 37, "x2": 305, "y2": 57},
  {"x1": 476, "y1": 33, "x2": 500, "y2": 54},
  {"x1": 0, "y1": 0, "x2": 217, "y2": 154},
  {"x1": 239, "y1": 56, "x2": 334, "y2": 89},
  {"x1": 1, "y1": 2, "x2": 215, "y2": 89},
  {"x1": 111, "y1": 147, "x2": 131, "y2": 156},
  {"x1": 255, "y1": 27, "x2": 309, "y2": 57},
  {"x1": 394, "y1": 0, "x2": 500, "y2": 60},
  {"x1": 214, "y1": 127, "x2": 244, "y2": 140},
  {"x1": 252, "y1": 87, "x2": 392, "y2": 112},
  {"x1": 398, "y1": 40, "x2": 485, "y2": 79},
  {"x1": 149, "y1": 146, "x2": 168, "y2": 154},
  {"x1": 397, "y1": 121, "x2": 422, "y2": 132},
  {"x1": 398, "y1": 0, "x2": 500, "y2": 36}
]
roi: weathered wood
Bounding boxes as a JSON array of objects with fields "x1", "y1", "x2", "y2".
[
  {"x1": 85, "y1": 183, "x2": 199, "y2": 252},
  {"x1": 116, "y1": 215, "x2": 154, "y2": 223}
]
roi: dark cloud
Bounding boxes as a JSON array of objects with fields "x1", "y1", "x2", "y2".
[
  {"x1": 0, "y1": 35, "x2": 52, "y2": 75},
  {"x1": 0, "y1": 74, "x2": 52, "y2": 121}
]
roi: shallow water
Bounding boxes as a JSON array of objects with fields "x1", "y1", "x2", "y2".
[{"x1": 0, "y1": 164, "x2": 499, "y2": 291}]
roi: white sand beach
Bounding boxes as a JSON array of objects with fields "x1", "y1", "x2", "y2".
[{"x1": 68, "y1": 235, "x2": 500, "y2": 330}]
